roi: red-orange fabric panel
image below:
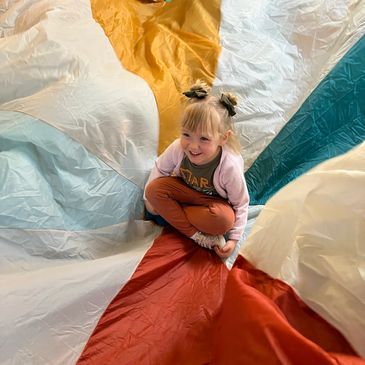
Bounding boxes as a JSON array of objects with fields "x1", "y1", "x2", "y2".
[
  {"x1": 77, "y1": 229, "x2": 364, "y2": 365},
  {"x1": 77, "y1": 228, "x2": 229, "y2": 364},
  {"x1": 212, "y1": 255, "x2": 361, "y2": 365}
]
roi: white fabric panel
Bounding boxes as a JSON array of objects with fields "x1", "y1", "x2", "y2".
[
  {"x1": 240, "y1": 142, "x2": 365, "y2": 357},
  {"x1": 0, "y1": 2, "x2": 163, "y2": 363},
  {"x1": 0, "y1": 0, "x2": 158, "y2": 188},
  {"x1": 0, "y1": 221, "x2": 162, "y2": 365},
  {"x1": 215, "y1": 0, "x2": 365, "y2": 169}
]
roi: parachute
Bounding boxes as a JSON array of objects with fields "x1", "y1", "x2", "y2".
[{"x1": 0, "y1": 0, "x2": 364, "y2": 364}]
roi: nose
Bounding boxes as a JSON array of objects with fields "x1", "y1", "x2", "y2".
[{"x1": 189, "y1": 140, "x2": 199, "y2": 150}]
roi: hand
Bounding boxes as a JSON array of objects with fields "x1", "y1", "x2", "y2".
[
  {"x1": 214, "y1": 239, "x2": 237, "y2": 258},
  {"x1": 145, "y1": 200, "x2": 158, "y2": 215}
]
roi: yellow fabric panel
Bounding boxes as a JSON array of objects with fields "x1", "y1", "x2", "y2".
[{"x1": 91, "y1": 0, "x2": 221, "y2": 155}]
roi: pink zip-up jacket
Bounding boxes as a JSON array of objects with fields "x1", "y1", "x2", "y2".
[{"x1": 144, "y1": 139, "x2": 250, "y2": 241}]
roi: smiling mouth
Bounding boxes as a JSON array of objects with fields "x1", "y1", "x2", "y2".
[{"x1": 189, "y1": 151, "x2": 201, "y2": 156}]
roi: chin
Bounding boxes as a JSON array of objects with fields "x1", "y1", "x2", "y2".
[{"x1": 189, "y1": 156, "x2": 205, "y2": 164}]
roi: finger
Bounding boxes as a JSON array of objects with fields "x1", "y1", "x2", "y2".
[
  {"x1": 219, "y1": 245, "x2": 230, "y2": 253},
  {"x1": 214, "y1": 246, "x2": 223, "y2": 254},
  {"x1": 214, "y1": 246, "x2": 229, "y2": 257}
]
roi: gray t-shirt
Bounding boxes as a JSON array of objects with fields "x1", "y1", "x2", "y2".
[{"x1": 179, "y1": 149, "x2": 222, "y2": 196}]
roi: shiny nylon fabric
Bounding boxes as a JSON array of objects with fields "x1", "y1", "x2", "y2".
[
  {"x1": 0, "y1": 111, "x2": 144, "y2": 230},
  {"x1": 215, "y1": 0, "x2": 365, "y2": 170},
  {"x1": 90, "y1": 0, "x2": 221, "y2": 155},
  {"x1": 91, "y1": 0, "x2": 365, "y2": 170},
  {"x1": 1, "y1": 0, "x2": 365, "y2": 363},
  {"x1": 0, "y1": 0, "x2": 158, "y2": 188},
  {"x1": 0, "y1": 220, "x2": 162, "y2": 365},
  {"x1": 245, "y1": 35, "x2": 365, "y2": 205},
  {"x1": 241, "y1": 141, "x2": 365, "y2": 358},
  {"x1": 77, "y1": 228, "x2": 229, "y2": 365},
  {"x1": 77, "y1": 230, "x2": 362, "y2": 365},
  {"x1": 213, "y1": 256, "x2": 361, "y2": 365},
  {"x1": 0, "y1": 1, "x2": 161, "y2": 363}
]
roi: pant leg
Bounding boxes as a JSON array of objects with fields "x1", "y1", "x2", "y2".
[
  {"x1": 183, "y1": 203, "x2": 235, "y2": 235},
  {"x1": 145, "y1": 176, "x2": 235, "y2": 237}
]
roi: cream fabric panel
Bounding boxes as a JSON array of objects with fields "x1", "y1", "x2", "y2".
[{"x1": 241, "y1": 142, "x2": 365, "y2": 357}]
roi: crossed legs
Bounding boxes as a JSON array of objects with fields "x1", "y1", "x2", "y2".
[{"x1": 145, "y1": 176, "x2": 235, "y2": 238}]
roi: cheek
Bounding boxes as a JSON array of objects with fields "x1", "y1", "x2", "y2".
[
  {"x1": 180, "y1": 139, "x2": 188, "y2": 149},
  {"x1": 202, "y1": 144, "x2": 213, "y2": 152},
  {"x1": 205, "y1": 145, "x2": 219, "y2": 155}
]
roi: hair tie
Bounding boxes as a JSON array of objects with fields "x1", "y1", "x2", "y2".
[
  {"x1": 182, "y1": 88, "x2": 208, "y2": 99},
  {"x1": 220, "y1": 94, "x2": 236, "y2": 116}
]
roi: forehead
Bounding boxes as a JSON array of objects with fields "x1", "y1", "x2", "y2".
[
  {"x1": 182, "y1": 107, "x2": 220, "y2": 135},
  {"x1": 182, "y1": 127, "x2": 219, "y2": 139}
]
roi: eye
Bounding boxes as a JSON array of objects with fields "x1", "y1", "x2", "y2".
[
  {"x1": 200, "y1": 136, "x2": 210, "y2": 142},
  {"x1": 182, "y1": 132, "x2": 190, "y2": 138}
]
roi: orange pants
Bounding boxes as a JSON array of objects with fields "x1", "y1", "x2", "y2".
[{"x1": 145, "y1": 176, "x2": 235, "y2": 238}]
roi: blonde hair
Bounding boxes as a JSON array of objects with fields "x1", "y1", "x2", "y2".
[{"x1": 181, "y1": 81, "x2": 240, "y2": 154}]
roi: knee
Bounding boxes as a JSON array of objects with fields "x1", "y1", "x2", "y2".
[
  {"x1": 145, "y1": 177, "x2": 171, "y2": 203},
  {"x1": 209, "y1": 204, "x2": 235, "y2": 233},
  {"x1": 145, "y1": 179, "x2": 159, "y2": 203}
]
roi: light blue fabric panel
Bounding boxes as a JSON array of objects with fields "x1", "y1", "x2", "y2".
[
  {"x1": 0, "y1": 111, "x2": 144, "y2": 230},
  {"x1": 245, "y1": 35, "x2": 365, "y2": 205}
]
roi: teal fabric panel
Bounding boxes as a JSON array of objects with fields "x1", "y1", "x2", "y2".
[
  {"x1": 0, "y1": 111, "x2": 144, "y2": 230},
  {"x1": 245, "y1": 35, "x2": 365, "y2": 205}
]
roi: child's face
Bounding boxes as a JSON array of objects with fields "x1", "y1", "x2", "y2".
[{"x1": 180, "y1": 128, "x2": 227, "y2": 165}]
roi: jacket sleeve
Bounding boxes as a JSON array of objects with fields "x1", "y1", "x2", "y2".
[
  {"x1": 222, "y1": 160, "x2": 250, "y2": 241},
  {"x1": 143, "y1": 139, "x2": 181, "y2": 200}
]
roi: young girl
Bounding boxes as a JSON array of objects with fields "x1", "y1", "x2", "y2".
[{"x1": 144, "y1": 81, "x2": 249, "y2": 258}]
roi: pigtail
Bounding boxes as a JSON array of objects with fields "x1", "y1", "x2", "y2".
[
  {"x1": 219, "y1": 91, "x2": 240, "y2": 153},
  {"x1": 182, "y1": 80, "x2": 210, "y2": 99},
  {"x1": 220, "y1": 92, "x2": 237, "y2": 116}
]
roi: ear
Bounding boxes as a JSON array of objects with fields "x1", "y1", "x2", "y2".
[{"x1": 220, "y1": 130, "x2": 232, "y2": 145}]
